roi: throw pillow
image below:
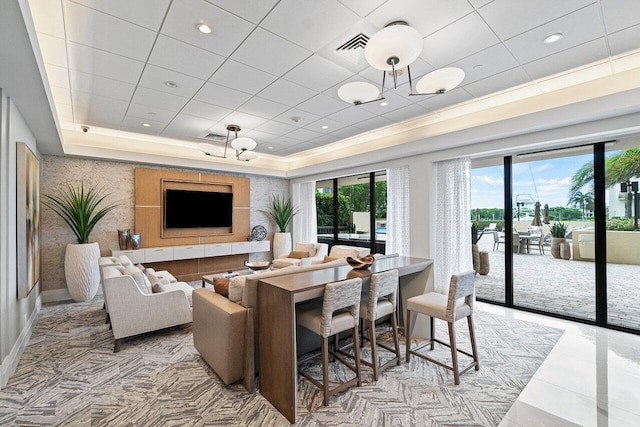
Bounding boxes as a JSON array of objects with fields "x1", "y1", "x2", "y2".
[
  {"x1": 328, "y1": 247, "x2": 359, "y2": 258},
  {"x1": 287, "y1": 250, "x2": 310, "y2": 259},
  {"x1": 125, "y1": 265, "x2": 152, "y2": 294},
  {"x1": 213, "y1": 278, "x2": 230, "y2": 298},
  {"x1": 323, "y1": 255, "x2": 340, "y2": 263},
  {"x1": 152, "y1": 282, "x2": 169, "y2": 293},
  {"x1": 295, "y1": 243, "x2": 317, "y2": 257}
]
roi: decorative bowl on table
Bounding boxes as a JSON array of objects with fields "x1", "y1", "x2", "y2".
[
  {"x1": 245, "y1": 261, "x2": 272, "y2": 271},
  {"x1": 346, "y1": 254, "x2": 375, "y2": 270}
]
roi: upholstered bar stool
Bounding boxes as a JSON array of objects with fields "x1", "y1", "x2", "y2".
[
  {"x1": 405, "y1": 271, "x2": 479, "y2": 385},
  {"x1": 296, "y1": 278, "x2": 363, "y2": 406},
  {"x1": 356, "y1": 269, "x2": 401, "y2": 381}
]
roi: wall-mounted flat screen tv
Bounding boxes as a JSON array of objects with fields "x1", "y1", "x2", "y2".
[{"x1": 165, "y1": 189, "x2": 233, "y2": 229}]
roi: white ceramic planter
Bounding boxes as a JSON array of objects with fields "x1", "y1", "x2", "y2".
[
  {"x1": 272, "y1": 232, "x2": 292, "y2": 259},
  {"x1": 65, "y1": 242, "x2": 101, "y2": 302}
]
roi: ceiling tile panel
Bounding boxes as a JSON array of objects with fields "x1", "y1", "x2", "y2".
[
  {"x1": 283, "y1": 55, "x2": 352, "y2": 91},
  {"x1": 63, "y1": 1, "x2": 156, "y2": 60},
  {"x1": 221, "y1": 111, "x2": 269, "y2": 129},
  {"x1": 37, "y1": 33, "x2": 68, "y2": 68},
  {"x1": 256, "y1": 79, "x2": 317, "y2": 107},
  {"x1": 308, "y1": 134, "x2": 340, "y2": 146},
  {"x1": 148, "y1": 35, "x2": 225, "y2": 80},
  {"x1": 354, "y1": 115, "x2": 396, "y2": 131},
  {"x1": 68, "y1": 0, "x2": 172, "y2": 31},
  {"x1": 468, "y1": 0, "x2": 494, "y2": 7},
  {"x1": 231, "y1": 28, "x2": 311, "y2": 76},
  {"x1": 380, "y1": 103, "x2": 429, "y2": 122},
  {"x1": 30, "y1": 0, "x2": 65, "y2": 37},
  {"x1": 73, "y1": 91, "x2": 129, "y2": 116},
  {"x1": 69, "y1": 70, "x2": 136, "y2": 101},
  {"x1": 303, "y1": 118, "x2": 347, "y2": 134},
  {"x1": 608, "y1": 24, "x2": 640, "y2": 56},
  {"x1": 50, "y1": 85, "x2": 72, "y2": 105},
  {"x1": 121, "y1": 116, "x2": 168, "y2": 133},
  {"x1": 273, "y1": 108, "x2": 322, "y2": 127},
  {"x1": 181, "y1": 100, "x2": 232, "y2": 121},
  {"x1": 45, "y1": 64, "x2": 70, "y2": 89},
  {"x1": 417, "y1": 88, "x2": 473, "y2": 111},
  {"x1": 205, "y1": 0, "x2": 279, "y2": 24},
  {"x1": 325, "y1": 105, "x2": 377, "y2": 124},
  {"x1": 524, "y1": 38, "x2": 609, "y2": 79},
  {"x1": 67, "y1": 42, "x2": 145, "y2": 84},
  {"x1": 330, "y1": 126, "x2": 364, "y2": 139},
  {"x1": 601, "y1": 0, "x2": 640, "y2": 34},
  {"x1": 286, "y1": 128, "x2": 324, "y2": 142},
  {"x1": 237, "y1": 97, "x2": 291, "y2": 119},
  {"x1": 296, "y1": 94, "x2": 347, "y2": 117},
  {"x1": 357, "y1": 91, "x2": 413, "y2": 114},
  {"x1": 448, "y1": 44, "x2": 519, "y2": 85},
  {"x1": 55, "y1": 103, "x2": 74, "y2": 121},
  {"x1": 162, "y1": 114, "x2": 216, "y2": 138},
  {"x1": 130, "y1": 86, "x2": 190, "y2": 112},
  {"x1": 127, "y1": 103, "x2": 178, "y2": 122},
  {"x1": 463, "y1": 66, "x2": 531, "y2": 97},
  {"x1": 504, "y1": 4, "x2": 604, "y2": 64},
  {"x1": 120, "y1": 124, "x2": 163, "y2": 135},
  {"x1": 161, "y1": 0, "x2": 255, "y2": 57},
  {"x1": 242, "y1": 130, "x2": 279, "y2": 145},
  {"x1": 194, "y1": 82, "x2": 253, "y2": 109},
  {"x1": 421, "y1": 12, "x2": 500, "y2": 68},
  {"x1": 209, "y1": 60, "x2": 277, "y2": 94},
  {"x1": 138, "y1": 64, "x2": 204, "y2": 98},
  {"x1": 260, "y1": 0, "x2": 360, "y2": 51},
  {"x1": 366, "y1": 0, "x2": 473, "y2": 37},
  {"x1": 338, "y1": 0, "x2": 387, "y2": 17},
  {"x1": 478, "y1": 0, "x2": 595, "y2": 40},
  {"x1": 254, "y1": 120, "x2": 299, "y2": 136}
]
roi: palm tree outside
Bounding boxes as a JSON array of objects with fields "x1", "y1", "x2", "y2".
[{"x1": 567, "y1": 191, "x2": 594, "y2": 219}]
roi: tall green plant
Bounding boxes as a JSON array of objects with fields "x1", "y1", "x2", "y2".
[
  {"x1": 264, "y1": 194, "x2": 300, "y2": 232},
  {"x1": 43, "y1": 182, "x2": 119, "y2": 244},
  {"x1": 471, "y1": 221, "x2": 484, "y2": 245},
  {"x1": 550, "y1": 222, "x2": 567, "y2": 238}
]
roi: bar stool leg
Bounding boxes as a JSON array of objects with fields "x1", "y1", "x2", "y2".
[
  {"x1": 322, "y1": 337, "x2": 330, "y2": 406},
  {"x1": 369, "y1": 320, "x2": 378, "y2": 381},
  {"x1": 352, "y1": 326, "x2": 362, "y2": 387},
  {"x1": 391, "y1": 312, "x2": 401, "y2": 366},
  {"x1": 405, "y1": 309, "x2": 415, "y2": 363},
  {"x1": 468, "y1": 316, "x2": 480, "y2": 370},
  {"x1": 429, "y1": 316, "x2": 435, "y2": 350},
  {"x1": 448, "y1": 322, "x2": 460, "y2": 385}
]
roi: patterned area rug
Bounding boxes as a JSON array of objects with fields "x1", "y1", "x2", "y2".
[{"x1": 0, "y1": 297, "x2": 562, "y2": 426}]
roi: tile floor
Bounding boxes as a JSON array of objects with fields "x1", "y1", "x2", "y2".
[{"x1": 477, "y1": 303, "x2": 640, "y2": 426}]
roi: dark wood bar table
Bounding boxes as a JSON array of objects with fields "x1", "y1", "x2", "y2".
[{"x1": 257, "y1": 256, "x2": 434, "y2": 423}]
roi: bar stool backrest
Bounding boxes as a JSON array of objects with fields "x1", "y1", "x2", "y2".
[
  {"x1": 366, "y1": 269, "x2": 399, "y2": 320},
  {"x1": 320, "y1": 278, "x2": 362, "y2": 338},
  {"x1": 445, "y1": 271, "x2": 476, "y2": 321}
]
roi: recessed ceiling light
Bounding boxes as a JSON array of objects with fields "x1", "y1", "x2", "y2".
[
  {"x1": 291, "y1": 116, "x2": 301, "y2": 123},
  {"x1": 321, "y1": 125, "x2": 328, "y2": 129},
  {"x1": 195, "y1": 23, "x2": 212, "y2": 34},
  {"x1": 473, "y1": 64, "x2": 483, "y2": 70},
  {"x1": 380, "y1": 101, "x2": 389, "y2": 106},
  {"x1": 142, "y1": 123, "x2": 151, "y2": 127},
  {"x1": 544, "y1": 33, "x2": 563, "y2": 44},
  {"x1": 164, "y1": 81, "x2": 178, "y2": 88},
  {"x1": 267, "y1": 146, "x2": 273, "y2": 149}
]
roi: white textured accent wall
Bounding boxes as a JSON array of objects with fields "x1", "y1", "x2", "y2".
[{"x1": 41, "y1": 156, "x2": 288, "y2": 293}]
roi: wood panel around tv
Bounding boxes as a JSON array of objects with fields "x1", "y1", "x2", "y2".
[{"x1": 134, "y1": 168, "x2": 251, "y2": 276}]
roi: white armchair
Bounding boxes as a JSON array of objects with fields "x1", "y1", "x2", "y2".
[
  {"x1": 272, "y1": 243, "x2": 329, "y2": 269},
  {"x1": 102, "y1": 266, "x2": 192, "y2": 352}
]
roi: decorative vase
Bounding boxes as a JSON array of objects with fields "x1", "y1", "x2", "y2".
[
  {"x1": 130, "y1": 233, "x2": 141, "y2": 249},
  {"x1": 479, "y1": 251, "x2": 490, "y2": 275},
  {"x1": 560, "y1": 242, "x2": 571, "y2": 260},
  {"x1": 273, "y1": 232, "x2": 292, "y2": 259},
  {"x1": 472, "y1": 244, "x2": 480, "y2": 274},
  {"x1": 65, "y1": 242, "x2": 101, "y2": 302},
  {"x1": 551, "y1": 237, "x2": 566, "y2": 259},
  {"x1": 118, "y1": 229, "x2": 130, "y2": 250}
]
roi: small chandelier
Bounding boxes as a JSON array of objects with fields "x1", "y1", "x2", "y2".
[
  {"x1": 197, "y1": 124, "x2": 258, "y2": 161},
  {"x1": 338, "y1": 21, "x2": 465, "y2": 106}
]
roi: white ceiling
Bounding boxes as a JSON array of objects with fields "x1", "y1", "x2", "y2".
[{"x1": 29, "y1": 0, "x2": 640, "y2": 158}]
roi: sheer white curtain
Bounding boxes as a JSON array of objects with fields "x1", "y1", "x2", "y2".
[
  {"x1": 291, "y1": 181, "x2": 317, "y2": 244},
  {"x1": 435, "y1": 158, "x2": 473, "y2": 294},
  {"x1": 386, "y1": 166, "x2": 410, "y2": 255}
]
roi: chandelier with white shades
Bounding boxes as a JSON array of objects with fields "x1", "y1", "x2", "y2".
[
  {"x1": 197, "y1": 124, "x2": 258, "y2": 162},
  {"x1": 338, "y1": 21, "x2": 465, "y2": 106}
]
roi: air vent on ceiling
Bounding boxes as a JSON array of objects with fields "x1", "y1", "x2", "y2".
[
  {"x1": 200, "y1": 133, "x2": 226, "y2": 141},
  {"x1": 334, "y1": 33, "x2": 369, "y2": 66}
]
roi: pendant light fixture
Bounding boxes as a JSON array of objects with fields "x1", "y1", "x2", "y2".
[
  {"x1": 197, "y1": 124, "x2": 258, "y2": 161},
  {"x1": 338, "y1": 21, "x2": 466, "y2": 106}
]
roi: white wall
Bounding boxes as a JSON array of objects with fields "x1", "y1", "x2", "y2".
[{"x1": 0, "y1": 91, "x2": 42, "y2": 388}]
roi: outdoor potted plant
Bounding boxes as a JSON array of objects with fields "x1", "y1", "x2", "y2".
[
  {"x1": 264, "y1": 194, "x2": 300, "y2": 259},
  {"x1": 471, "y1": 222, "x2": 485, "y2": 274},
  {"x1": 550, "y1": 222, "x2": 567, "y2": 259},
  {"x1": 43, "y1": 182, "x2": 119, "y2": 302}
]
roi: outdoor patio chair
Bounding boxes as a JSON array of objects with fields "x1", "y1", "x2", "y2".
[
  {"x1": 492, "y1": 231, "x2": 504, "y2": 251},
  {"x1": 484, "y1": 223, "x2": 497, "y2": 232},
  {"x1": 529, "y1": 232, "x2": 549, "y2": 255}
]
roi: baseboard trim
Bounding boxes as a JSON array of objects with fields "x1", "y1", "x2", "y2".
[
  {"x1": 41, "y1": 288, "x2": 72, "y2": 303},
  {"x1": 0, "y1": 294, "x2": 42, "y2": 388}
]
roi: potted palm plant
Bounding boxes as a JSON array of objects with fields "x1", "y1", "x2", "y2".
[
  {"x1": 43, "y1": 182, "x2": 119, "y2": 302},
  {"x1": 471, "y1": 222, "x2": 485, "y2": 274},
  {"x1": 550, "y1": 222, "x2": 567, "y2": 259},
  {"x1": 264, "y1": 194, "x2": 300, "y2": 259}
]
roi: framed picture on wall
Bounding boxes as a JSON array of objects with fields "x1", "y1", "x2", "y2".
[{"x1": 17, "y1": 141, "x2": 40, "y2": 299}]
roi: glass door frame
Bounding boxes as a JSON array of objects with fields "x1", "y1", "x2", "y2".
[{"x1": 476, "y1": 142, "x2": 638, "y2": 335}]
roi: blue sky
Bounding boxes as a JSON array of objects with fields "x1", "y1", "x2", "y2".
[{"x1": 471, "y1": 153, "x2": 593, "y2": 209}]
